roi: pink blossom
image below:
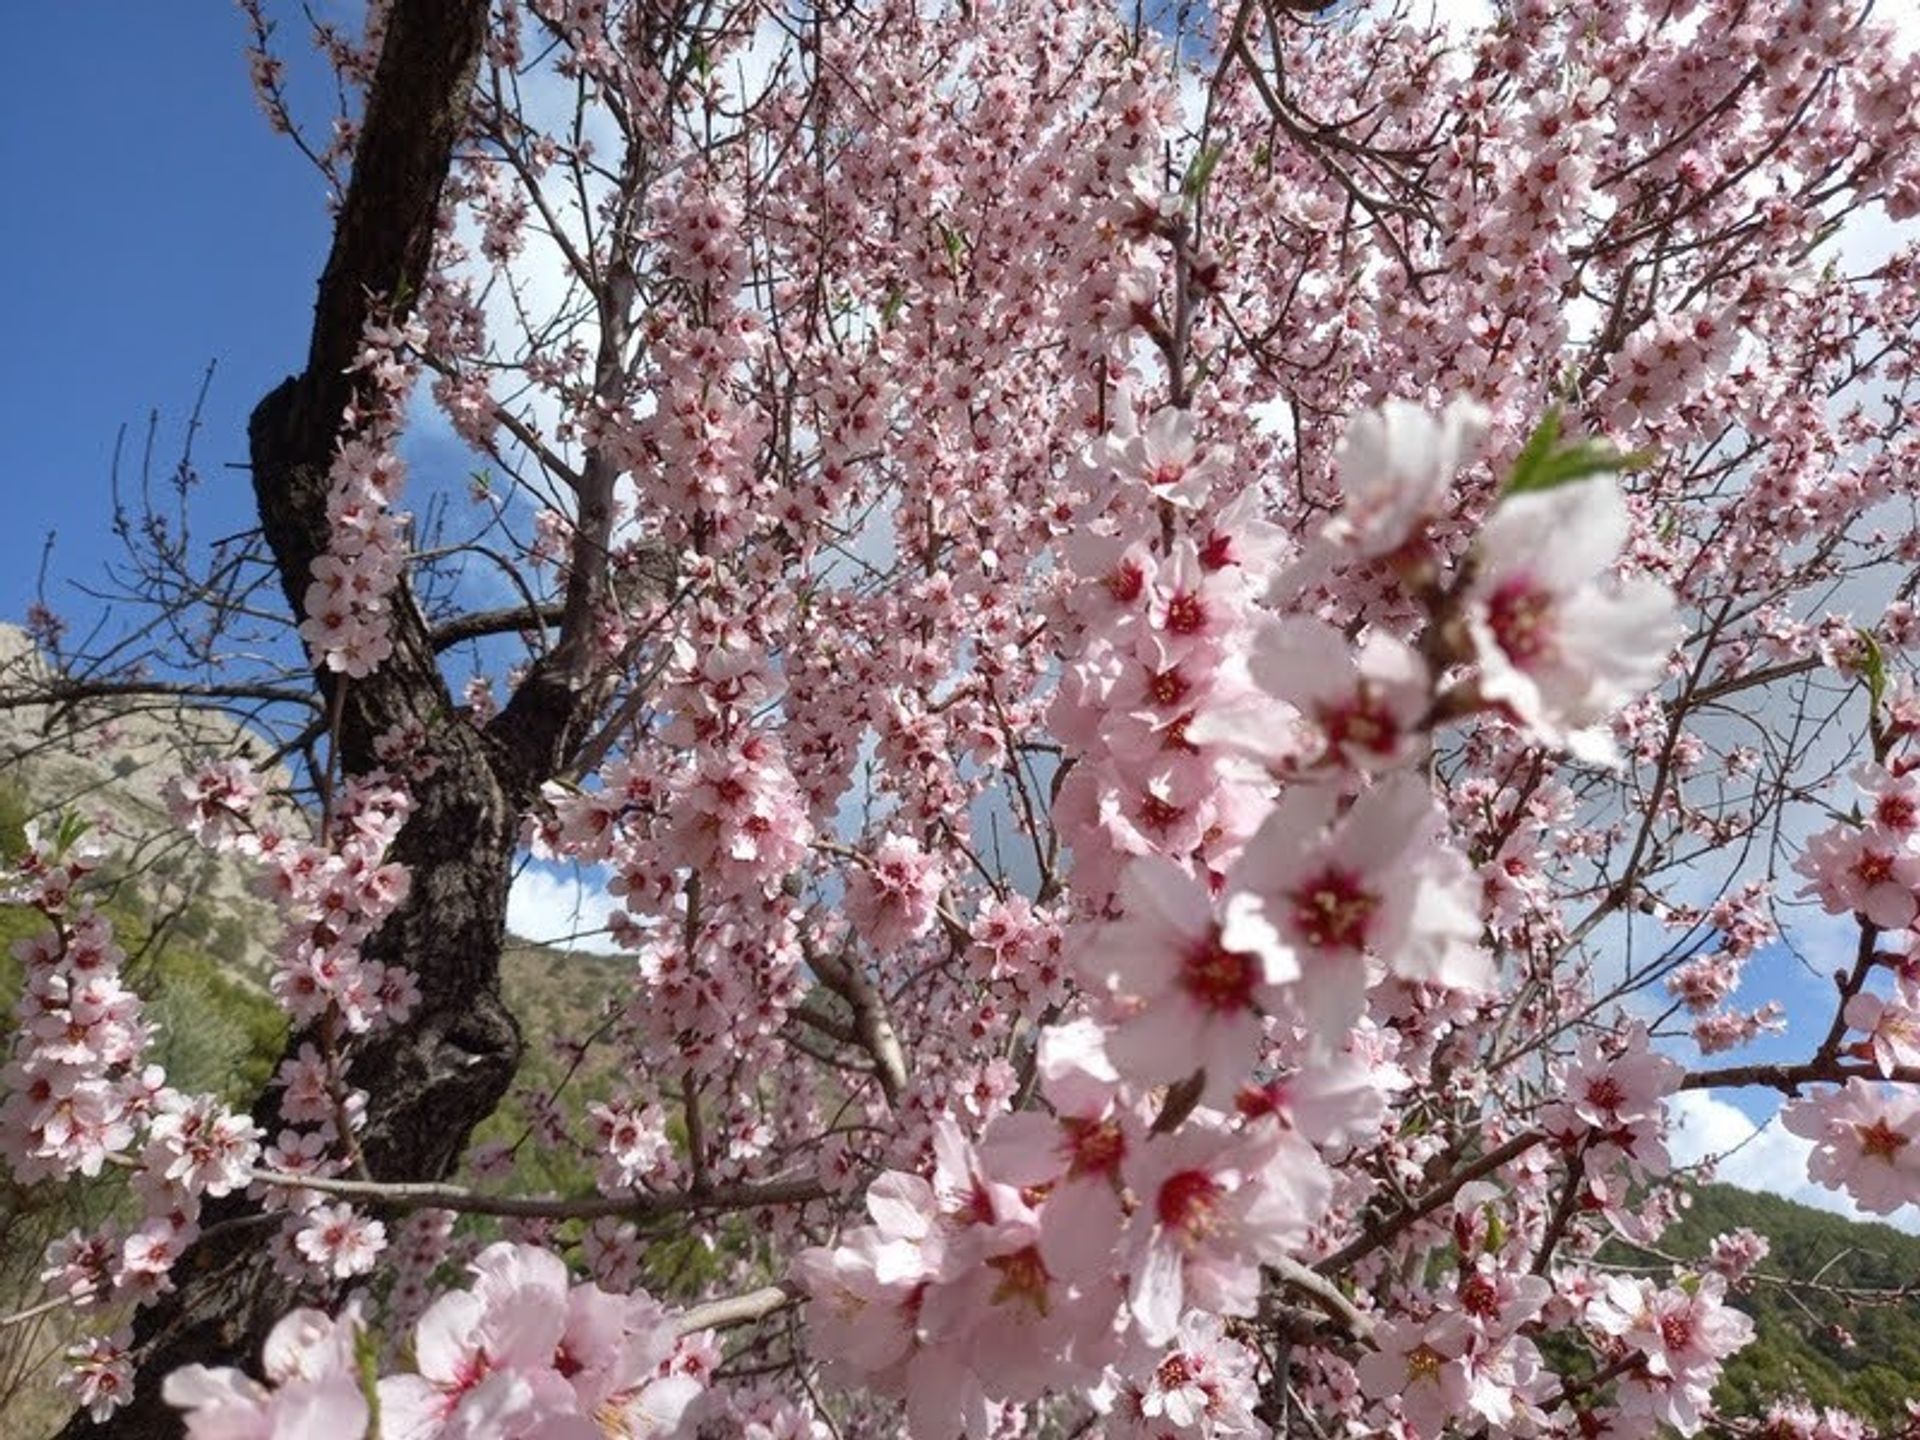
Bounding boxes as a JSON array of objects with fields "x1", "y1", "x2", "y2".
[
  {"x1": 293, "y1": 1203, "x2": 387, "y2": 1279},
  {"x1": 1588, "y1": 1272, "x2": 1754, "y2": 1434},
  {"x1": 377, "y1": 1242, "x2": 698, "y2": 1439},
  {"x1": 1120, "y1": 1119, "x2": 1329, "y2": 1345},
  {"x1": 164, "y1": 1307, "x2": 370, "y2": 1439},
  {"x1": 1463, "y1": 478, "x2": 1682, "y2": 764},
  {"x1": 979, "y1": 1020, "x2": 1135, "y2": 1279},
  {"x1": 1541, "y1": 1024, "x2": 1682, "y2": 1173},
  {"x1": 845, "y1": 834, "x2": 944, "y2": 952},
  {"x1": 62, "y1": 1330, "x2": 136, "y2": 1423},
  {"x1": 1100, "y1": 1312, "x2": 1266, "y2": 1438},
  {"x1": 1707, "y1": 1227, "x2": 1770, "y2": 1285},
  {"x1": 1326, "y1": 397, "x2": 1489, "y2": 558},
  {"x1": 1113, "y1": 407, "x2": 1220, "y2": 510},
  {"x1": 1780, "y1": 1081, "x2": 1920, "y2": 1214},
  {"x1": 1794, "y1": 822, "x2": 1920, "y2": 930},
  {"x1": 1193, "y1": 616, "x2": 1430, "y2": 773},
  {"x1": 1223, "y1": 775, "x2": 1489, "y2": 1040},
  {"x1": 142, "y1": 1095, "x2": 261, "y2": 1200},
  {"x1": 1083, "y1": 858, "x2": 1294, "y2": 1105},
  {"x1": 1354, "y1": 1314, "x2": 1476, "y2": 1435}
]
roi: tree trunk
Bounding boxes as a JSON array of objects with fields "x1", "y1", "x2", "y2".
[{"x1": 60, "y1": 3, "x2": 510, "y2": 1433}]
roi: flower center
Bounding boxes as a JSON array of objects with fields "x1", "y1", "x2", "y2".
[
  {"x1": 986, "y1": 1245, "x2": 1052, "y2": 1316},
  {"x1": 1486, "y1": 577, "x2": 1558, "y2": 668},
  {"x1": 1164, "y1": 592, "x2": 1207, "y2": 636},
  {"x1": 1875, "y1": 792, "x2": 1917, "y2": 830},
  {"x1": 1063, "y1": 1116, "x2": 1126, "y2": 1178},
  {"x1": 1289, "y1": 867, "x2": 1377, "y2": 951},
  {"x1": 1583, "y1": 1075, "x2": 1625, "y2": 1113},
  {"x1": 1149, "y1": 668, "x2": 1191, "y2": 707},
  {"x1": 1155, "y1": 1352, "x2": 1197, "y2": 1390},
  {"x1": 1853, "y1": 849, "x2": 1897, "y2": 887},
  {"x1": 1156, "y1": 1168, "x2": 1225, "y2": 1242},
  {"x1": 1459, "y1": 1273, "x2": 1500, "y2": 1319},
  {"x1": 1137, "y1": 792, "x2": 1186, "y2": 833},
  {"x1": 1856, "y1": 1117, "x2": 1910, "y2": 1161},
  {"x1": 1658, "y1": 1310, "x2": 1696, "y2": 1355},
  {"x1": 1199, "y1": 530, "x2": 1235, "y2": 569},
  {"x1": 1318, "y1": 690, "x2": 1398, "y2": 760},
  {"x1": 1405, "y1": 1343, "x2": 1444, "y2": 1384},
  {"x1": 1178, "y1": 931, "x2": 1259, "y2": 1013},
  {"x1": 1107, "y1": 560, "x2": 1146, "y2": 605}
]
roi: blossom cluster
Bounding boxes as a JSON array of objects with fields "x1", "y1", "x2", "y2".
[
  {"x1": 165, "y1": 759, "x2": 419, "y2": 1035},
  {"x1": 296, "y1": 317, "x2": 424, "y2": 677},
  {"x1": 163, "y1": 1242, "x2": 711, "y2": 1439},
  {"x1": 1, "y1": 821, "x2": 260, "y2": 1358},
  {"x1": 792, "y1": 375, "x2": 1725, "y2": 1435}
]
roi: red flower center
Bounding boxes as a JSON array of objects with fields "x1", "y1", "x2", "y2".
[
  {"x1": 1137, "y1": 792, "x2": 1186, "y2": 833},
  {"x1": 1856, "y1": 1117, "x2": 1910, "y2": 1161},
  {"x1": 1106, "y1": 561, "x2": 1146, "y2": 604},
  {"x1": 1289, "y1": 867, "x2": 1377, "y2": 951},
  {"x1": 1164, "y1": 592, "x2": 1207, "y2": 635},
  {"x1": 1583, "y1": 1075, "x2": 1626, "y2": 1113},
  {"x1": 1179, "y1": 931, "x2": 1259, "y2": 1013},
  {"x1": 1658, "y1": 1310, "x2": 1696, "y2": 1355},
  {"x1": 1459, "y1": 1273, "x2": 1500, "y2": 1319},
  {"x1": 1875, "y1": 792, "x2": 1917, "y2": 830},
  {"x1": 1156, "y1": 1168, "x2": 1224, "y2": 1240},
  {"x1": 1318, "y1": 689, "x2": 1399, "y2": 759},
  {"x1": 1149, "y1": 462, "x2": 1187, "y2": 492},
  {"x1": 1063, "y1": 1116, "x2": 1127, "y2": 1178},
  {"x1": 1149, "y1": 668, "x2": 1191, "y2": 707},
  {"x1": 1486, "y1": 577, "x2": 1558, "y2": 668},
  {"x1": 1853, "y1": 849, "x2": 1897, "y2": 887},
  {"x1": 1155, "y1": 1352, "x2": 1197, "y2": 1389}
]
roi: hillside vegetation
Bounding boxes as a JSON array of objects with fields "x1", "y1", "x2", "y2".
[{"x1": 1618, "y1": 1183, "x2": 1920, "y2": 1429}]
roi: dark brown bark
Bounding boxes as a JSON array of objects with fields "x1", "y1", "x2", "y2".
[{"x1": 58, "y1": 3, "x2": 526, "y2": 1434}]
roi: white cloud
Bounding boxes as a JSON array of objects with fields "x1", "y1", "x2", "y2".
[
  {"x1": 507, "y1": 861, "x2": 624, "y2": 954},
  {"x1": 1666, "y1": 1088, "x2": 1920, "y2": 1235},
  {"x1": 1432, "y1": 0, "x2": 1496, "y2": 41},
  {"x1": 1835, "y1": 202, "x2": 1919, "y2": 275}
]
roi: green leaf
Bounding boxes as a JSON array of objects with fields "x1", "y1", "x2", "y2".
[
  {"x1": 880, "y1": 286, "x2": 906, "y2": 327},
  {"x1": 53, "y1": 808, "x2": 91, "y2": 859},
  {"x1": 1504, "y1": 406, "x2": 1654, "y2": 497},
  {"x1": 1183, "y1": 143, "x2": 1225, "y2": 201},
  {"x1": 356, "y1": 1323, "x2": 384, "y2": 1439},
  {"x1": 1505, "y1": 408, "x2": 1564, "y2": 493},
  {"x1": 1484, "y1": 1207, "x2": 1507, "y2": 1253},
  {"x1": 1857, "y1": 627, "x2": 1888, "y2": 709}
]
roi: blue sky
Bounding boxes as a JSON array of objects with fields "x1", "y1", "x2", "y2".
[{"x1": 0, "y1": 4, "x2": 332, "y2": 628}]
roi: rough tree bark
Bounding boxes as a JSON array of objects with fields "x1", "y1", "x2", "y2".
[{"x1": 58, "y1": 3, "x2": 568, "y2": 1433}]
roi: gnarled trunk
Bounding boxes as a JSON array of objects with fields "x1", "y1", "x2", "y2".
[{"x1": 60, "y1": 3, "x2": 513, "y2": 1432}]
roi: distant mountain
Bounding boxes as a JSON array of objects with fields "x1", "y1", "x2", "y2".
[
  {"x1": 0, "y1": 623, "x2": 286, "y2": 979},
  {"x1": 1616, "y1": 1182, "x2": 1920, "y2": 1430}
]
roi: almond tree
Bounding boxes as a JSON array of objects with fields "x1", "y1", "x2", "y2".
[{"x1": 5, "y1": 0, "x2": 1920, "y2": 1436}]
